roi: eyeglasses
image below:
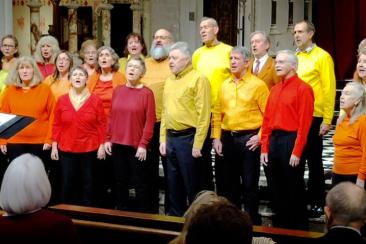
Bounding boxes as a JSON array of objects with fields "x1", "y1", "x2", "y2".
[
  {"x1": 1, "y1": 44, "x2": 15, "y2": 48},
  {"x1": 153, "y1": 35, "x2": 170, "y2": 41},
  {"x1": 85, "y1": 51, "x2": 97, "y2": 55}
]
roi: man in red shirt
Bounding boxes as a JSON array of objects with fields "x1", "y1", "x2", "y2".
[{"x1": 260, "y1": 50, "x2": 314, "y2": 230}]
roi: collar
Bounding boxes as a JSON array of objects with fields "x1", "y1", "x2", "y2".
[
  {"x1": 329, "y1": 225, "x2": 361, "y2": 236},
  {"x1": 296, "y1": 43, "x2": 316, "y2": 53},
  {"x1": 175, "y1": 65, "x2": 193, "y2": 79},
  {"x1": 126, "y1": 82, "x2": 144, "y2": 89},
  {"x1": 230, "y1": 71, "x2": 251, "y2": 84},
  {"x1": 280, "y1": 73, "x2": 299, "y2": 85},
  {"x1": 255, "y1": 53, "x2": 269, "y2": 64}
]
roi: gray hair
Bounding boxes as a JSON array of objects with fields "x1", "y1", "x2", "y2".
[
  {"x1": 69, "y1": 65, "x2": 89, "y2": 80},
  {"x1": 126, "y1": 56, "x2": 146, "y2": 76},
  {"x1": 326, "y1": 182, "x2": 366, "y2": 226},
  {"x1": 33, "y1": 35, "x2": 60, "y2": 64},
  {"x1": 169, "y1": 42, "x2": 191, "y2": 59},
  {"x1": 276, "y1": 49, "x2": 298, "y2": 70},
  {"x1": 200, "y1": 17, "x2": 218, "y2": 27},
  {"x1": 249, "y1": 31, "x2": 271, "y2": 45},
  {"x1": 231, "y1": 46, "x2": 251, "y2": 60},
  {"x1": 358, "y1": 38, "x2": 366, "y2": 54},
  {"x1": 337, "y1": 81, "x2": 366, "y2": 125},
  {"x1": 5, "y1": 56, "x2": 43, "y2": 87},
  {"x1": 0, "y1": 154, "x2": 51, "y2": 215},
  {"x1": 96, "y1": 46, "x2": 120, "y2": 72}
]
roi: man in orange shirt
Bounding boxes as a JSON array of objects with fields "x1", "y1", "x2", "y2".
[
  {"x1": 212, "y1": 46, "x2": 269, "y2": 224},
  {"x1": 260, "y1": 50, "x2": 314, "y2": 230}
]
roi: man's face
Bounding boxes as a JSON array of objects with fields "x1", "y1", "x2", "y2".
[
  {"x1": 293, "y1": 22, "x2": 314, "y2": 50},
  {"x1": 199, "y1": 20, "x2": 218, "y2": 44},
  {"x1": 250, "y1": 33, "x2": 269, "y2": 59},
  {"x1": 150, "y1": 29, "x2": 173, "y2": 60},
  {"x1": 230, "y1": 51, "x2": 248, "y2": 77},
  {"x1": 168, "y1": 49, "x2": 189, "y2": 75},
  {"x1": 275, "y1": 53, "x2": 293, "y2": 78}
]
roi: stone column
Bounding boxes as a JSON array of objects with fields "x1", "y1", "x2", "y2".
[
  {"x1": 27, "y1": 0, "x2": 42, "y2": 54},
  {"x1": 97, "y1": 3, "x2": 113, "y2": 47},
  {"x1": 64, "y1": 2, "x2": 80, "y2": 54},
  {"x1": 131, "y1": 3, "x2": 143, "y2": 34}
]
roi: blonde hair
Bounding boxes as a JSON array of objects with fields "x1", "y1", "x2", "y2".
[
  {"x1": 33, "y1": 35, "x2": 60, "y2": 64},
  {"x1": 79, "y1": 39, "x2": 100, "y2": 61},
  {"x1": 5, "y1": 56, "x2": 43, "y2": 87}
]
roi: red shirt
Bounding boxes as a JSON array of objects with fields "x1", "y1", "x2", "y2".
[
  {"x1": 107, "y1": 85, "x2": 156, "y2": 149},
  {"x1": 261, "y1": 74, "x2": 314, "y2": 157},
  {"x1": 92, "y1": 79, "x2": 113, "y2": 116},
  {"x1": 37, "y1": 62, "x2": 55, "y2": 79},
  {"x1": 52, "y1": 94, "x2": 106, "y2": 153}
]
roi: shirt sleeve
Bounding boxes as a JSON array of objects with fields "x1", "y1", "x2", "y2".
[
  {"x1": 211, "y1": 84, "x2": 222, "y2": 139},
  {"x1": 95, "y1": 97, "x2": 106, "y2": 145},
  {"x1": 52, "y1": 98, "x2": 62, "y2": 143},
  {"x1": 260, "y1": 91, "x2": 274, "y2": 154},
  {"x1": 139, "y1": 90, "x2": 156, "y2": 149},
  {"x1": 358, "y1": 118, "x2": 366, "y2": 180},
  {"x1": 256, "y1": 83, "x2": 270, "y2": 137}
]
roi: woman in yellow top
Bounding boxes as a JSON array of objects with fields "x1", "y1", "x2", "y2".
[
  {"x1": 118, "y1": 33, "x2": 147, "y2": 75},
  {"x1": 0, "y1": 35, "x2": 19, "y2": 93},
  {"x1": 43, "y1": 51, "x2": 73, "y2": 101}
]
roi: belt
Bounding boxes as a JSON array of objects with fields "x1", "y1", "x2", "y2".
[
  {"x1": 271, "y1": 129, "x2": 297, "y2": 136},
  {"x1": 167, "y1": 127, "x2": 196, "y2": 137},
  {"x1": 222, "y1": 128, "x2": 259, "y2": 137}
]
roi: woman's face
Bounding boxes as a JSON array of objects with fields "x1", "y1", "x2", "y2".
[
  {"x1": 70, "y1": 68, "x2": 87, "y2": 90},
  {"x1": 127, "y1": 36, "x2": 143, "y2": 56},
  {"x1": 98, "y1": 49, "x2": 114, "y2": 69},
  {"x1": 357, "y1": 54, "x2": 366, "y2": 79},
  {"x1": 0, "y1": 38, "x2": 17, "y2": 58},
  {"x1": 56, "y1": 53, "x2": 71, "y2": 74},
  {"x1": 84, "y1": 45, "x2": 97, "y2": 66},
  {"x1": 340, "y1": 85, "x2": 360, "y2": 111},
  {"x1": 126, "y1": 59, "x2": 144, "y2": 83},
  {"x1": 18, "y1": 62, "x2": 34, "y2": 82},
  {"x1": 41, "y1": 43, "x2": 53, "y2": 60}
]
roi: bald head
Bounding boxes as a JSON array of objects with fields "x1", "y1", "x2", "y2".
[{"x1": 326, "y1": 182, "x2": 366, "y2": 227}]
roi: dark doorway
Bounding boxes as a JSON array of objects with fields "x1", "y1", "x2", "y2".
[
  {"x1": 111, "y1": 4, "x2": 133, "y2": 58},
  {"x1": 203, "y1": 0, "x2": 237, "y2": 46}
]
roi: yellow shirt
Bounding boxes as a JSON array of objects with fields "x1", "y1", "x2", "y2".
[
  {"x1": 43, "y1": 75, "x2": 71, "y2": 101},
  {"x1": 192, "y1": 42, "x2": 232, "y2": 110},
  {"x1": 212, "y1": 72, "x2": 269, "y2": 139},
  {"x1": 0, "y1": 70, "x2": 8, "y2": 93},
  {"x1": 296, "y1": 44, "x2": 336, "y2": 124},
  {"x1": 141, "y1": 57, "x2": 172, "y2": 121},
  {"x1": 160, "y1": 65, "x2": 211, "y2": 149}
]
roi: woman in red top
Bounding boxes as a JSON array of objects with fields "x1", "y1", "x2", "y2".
[
  {"x1": 34, "y1": 35, "x2": 60, "y2": 79},
  {"x1": 51, "y1": 66, "x2": 106, "y2": 206},
  {"x1": 105, "y1": 57, "x2": 156, "y2": 212}
]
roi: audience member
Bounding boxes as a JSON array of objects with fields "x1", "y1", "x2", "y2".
[
  {"x1": 34, "y1": 35, "x2": 60, "y2": 78},
  {"x1": 160, "y1": 42, "x2": 211, "y2": 216},
  {"x1": 0, "y1": 153, "x2": 80, "y2": 243},
  {"x1": 260, "y1": 50, "x2": 314, "y2": 230}
]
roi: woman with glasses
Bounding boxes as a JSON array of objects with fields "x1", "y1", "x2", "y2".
[{"x1": 0, "y1": 35, "x2": 19, "y2": 92}]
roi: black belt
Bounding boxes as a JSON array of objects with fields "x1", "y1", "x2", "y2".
[
  {"x1": 271, "y1": 129, "x2": 297, "y2": 136},
  {"x1": 222, "y1": 128, "x2": 259, "y2": 137},
  {"x1": 167, "y1": 127, "x2": 196, "y2": 137}
]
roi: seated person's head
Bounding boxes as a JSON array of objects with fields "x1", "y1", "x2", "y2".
[
  {"x1": 0, "y1": 154, "x2": 51, "y2": 215},
  {"x1": 185, "y1": 198, "x2": 253, "y2": 244},
  {"x1": 325, "y1": 182, "x2": 366, "y2": 230}
]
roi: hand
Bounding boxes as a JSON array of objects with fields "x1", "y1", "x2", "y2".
[
  {"x1": 51, "y1": 143, "x2": 59, "y2": 160},
  {"x1": 246, "y1": 134, "x2": 260, "y2": 151},
  {"x1": 213, "y1": 139, "x2": 223, "y2": 156},
  {"x1": 135, "y1": 147, "x2": 147, "y2": 161},
  {"x1": 0, "y1": 145, "x2": 6, "y2": 155},
  {"x1": 319, "y1": 123, "x2": 330, "y2": 136},
  {"x1": 43, "y1": 143, "x2": 51, "y2": 150},
  {"x1": 192, "y1": 148, "x2": 202, "y2": 158},
  {"x1": 104, "y1": 142, "x2": 112, "y2": 156},
  {"x1": 260, "y1": 153, "x2": 268, "y2": 166},
  {"x1": 97, "y1": 144, "x2": 106, "y2": 160},
  {"x1": 159, "y1": 143, "x2": 166, "y2": 156},
  {"x1": 356, "y1": 178, "x2": 365, "y2": 188},
  {"x1": 289, "y1": 154, "x2": 300, "y2": 167}
]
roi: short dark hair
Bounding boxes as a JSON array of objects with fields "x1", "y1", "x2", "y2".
[
  {"x1": 123, "y1": 32, "x2": 147, "y2": 57},
  {"x1": 295, "y1": 20, "x2": 316, "y2": 33},
  {"x1": 185, "y1": 199, "x2": 253, "y2": 244}
]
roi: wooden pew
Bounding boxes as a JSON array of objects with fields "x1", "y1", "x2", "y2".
[{"x1": 49, "y1": 204, "x2": 324, "y2": 244}]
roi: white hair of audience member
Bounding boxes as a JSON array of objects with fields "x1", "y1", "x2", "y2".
[
  {"x1": 169, "y1": 42, "x2": 192, "y2": 59},
  {"x1": 0, "y1": 154, "x2": 51, "y2": 215},
  {"x1": 276, "y1": 49, "x2": 298, "y2": 70}
]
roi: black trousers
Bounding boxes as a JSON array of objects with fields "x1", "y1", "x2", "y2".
[
  {"x1": 59, "y1": 150, "x2": 96, "y2": 206},
  {"x1": 94, "y1": 154, "x2": 114, "y2": 208},
  {"x1": 301, "y1": 117, "x2": 325, "y2": 207},
  {"x1": 112, "y1": 143, "x2": 153, "y2": 213},
  {"x1": 216, "y1": 131, "x2": 261, "y2": 224},
  {"x1": 198, "y1": 126, "x2": 214, "y2": 191},
  {"x1": 332, "y1": 173, "x2": 357, "y2": 187},
  {"x1": 266, "y1": 130, "x2": 308, "y2": 230}
]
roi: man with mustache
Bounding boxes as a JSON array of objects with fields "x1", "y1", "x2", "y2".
[
  {"x1": 294, "y1": 20, "x2": 336, "y2": 218},
  {"x1": 141, "y1": 28, "x2": 174, "y2": 213}
]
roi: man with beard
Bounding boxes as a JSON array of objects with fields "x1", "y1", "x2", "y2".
[{"x1": 141, "y1": 28, "x2": 174, "y2": 213}]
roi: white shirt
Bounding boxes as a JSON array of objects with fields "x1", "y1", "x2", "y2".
[{"x1": 253, "y1": 54, "x2": 269, "y2": 74}]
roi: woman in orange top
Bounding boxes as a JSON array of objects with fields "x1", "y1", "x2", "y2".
[
  {"x1": 332, "y1": 81, "x2": 366, "y2": 188},
  {"x1": 43, "y1": 50, "x2": 73, "y2": 101},
  {"x1": 0, "y1": 56, "x2": 54, "y2": 163}
]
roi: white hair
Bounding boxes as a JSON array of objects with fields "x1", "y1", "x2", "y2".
[
  {"x1": 276, "y1": 49, "x2": 298, "y2": 70},
  {"x1": 0, "y1": 154, "x2": 51, "y2": 215},
  {"x1": 33, "y1": 35, "x2": 60, "y2": 64},
  {"x1": 169, "y1": 42, "x2": 191, "y2": 59}
]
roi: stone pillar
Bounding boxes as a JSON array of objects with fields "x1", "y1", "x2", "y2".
[
  {"x1": 97, "y1": 3, "x2": 113, "y2": 47},
  {"x1": 131, "y1": 3, "x2": 143, "y2": 34},
  {"x1": 64, "y1": 2, "x2": 80, "y2": 54},
  {"x1": 27, "y1": 0, "x2": 42, "y2": 54}
]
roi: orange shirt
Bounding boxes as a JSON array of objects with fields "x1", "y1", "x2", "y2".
[
  {"x1": 92, "y1": 79, "x2": 113, "y2": 116},
  {"x1": 43, "y1": 75, "x2": 71, "y2": 101},
  {"x1": 333, "y1": 115, "x2": 366, "y2": 180},
  {"x1": 0, "y1": 83, "x2": 55, "y2": 144}
]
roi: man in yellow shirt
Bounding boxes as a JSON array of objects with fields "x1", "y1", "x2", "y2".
[
  {"x1": 212, "y1": 46, "x2": 269, "y2": 224},
  {"x1": 192, "y1": 17, "x2": 232, "y2": 190},
  {"x1": 141, "y1": 28, "x2": 174, "y2": 213},
  {"x1": 159, "y1": 42, "x2": 211, "y2": 216},
  {"x1": 294, "y1": 20, "x2": 336, "y2": 218}
]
